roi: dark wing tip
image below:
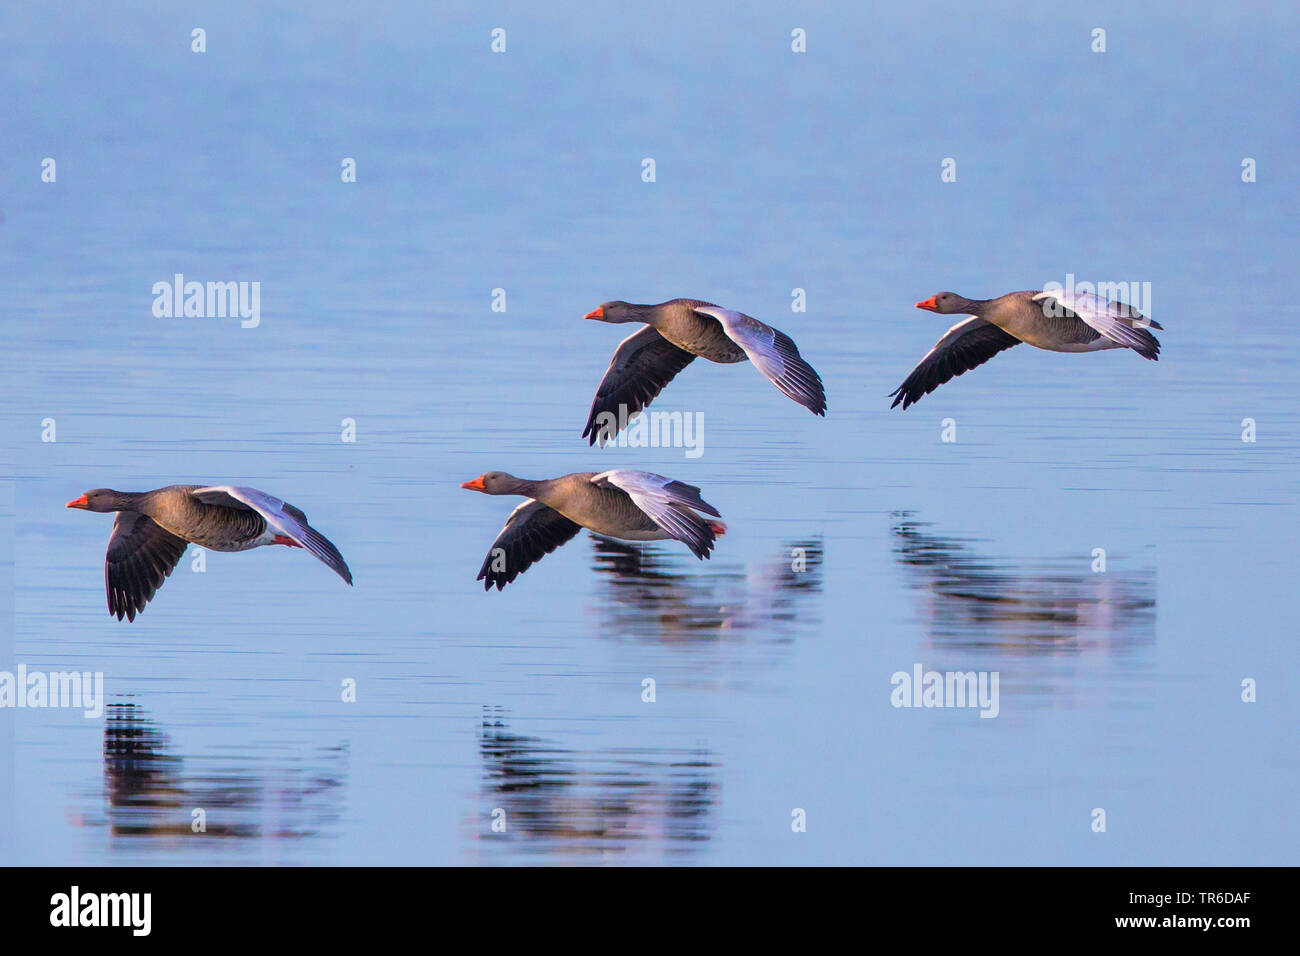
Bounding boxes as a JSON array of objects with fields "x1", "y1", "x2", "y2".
[
  {"x1": 669, "y1": 507, "x2": 720, "y2": 560},
  {"x1": 1130, "y1": 330, "x2": 1160, "y2": 361},
  {"x1": 481, "y1": 567, "x2": 511, "y2": 591},
  {"x1": 295, "y1": 524, "x2": 353, "y2": 585},
  {"x1": 477, "y1": 551, "x2": 520, "y2": 591},
  {"x1": 768, "y1": 333, "x2": 827, "y2": 416},
  {"x1": 695, "y1": 529, "x2": 719, "y2": 560},
  {"x1": 889, "y1": 385, "x2": 918, "y2": 410},
  {"x1": 799, "y1": 379, "x2": 827, "y2": 416},
  {"x1": 582, "y1": 412, "x2": 614, "y2": 447}
]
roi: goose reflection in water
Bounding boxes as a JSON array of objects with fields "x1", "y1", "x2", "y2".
[
  {"x1": 83, "y1": 702, "x2": 347, "y2": 840},
  {"x1": 587, "y1": 535, "x2": 824, "y2": 639},
  {"x1": 891, "y1": 516, "x2": 1155, "y2": 655},
  {"x1": 476, "y1": 707, "x2": 715, "y2": 858}
]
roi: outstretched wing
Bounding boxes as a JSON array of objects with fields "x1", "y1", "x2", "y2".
[
  {"x1": 583, "y1": 326, "x2": 696, "y2": 446},
  {"x1": 890, "y1": 317, "x2": 1022, "y2": 410},
  {"x1": 693, "y1": 306, "x2": 826, "y2": 415},
  {"x1": 1032, "y1": 290, "x2": 1161, "y2": 359},
  {"x1": 591, "y1": 470, "x2": 724, "y2": 559},
  {"x1": 104, "y1": 512, "x2": 189, "y2": 621},
  {"x1": 477, "y1": 499, "x2": 582, "y2": 591},
  {"x1": 192, "y1": 485, "x2": 353, "y2": 585}
]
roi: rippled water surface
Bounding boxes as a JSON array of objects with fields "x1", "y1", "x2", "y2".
[{"x1": 2, "y1": 1, "x2": 1297, "y2": 865}]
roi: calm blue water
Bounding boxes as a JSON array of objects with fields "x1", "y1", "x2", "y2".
[{"x1": 1, "y1": 1, "x2": 1297, "y2": 865}]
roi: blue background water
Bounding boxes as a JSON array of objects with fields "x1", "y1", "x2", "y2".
[{"x1": 1, "y1": 1, "x2": 1296, "y2": 864}]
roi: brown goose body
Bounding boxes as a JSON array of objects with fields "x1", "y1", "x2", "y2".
[
  {"x1": 978, "y1": 291, "x2": 1116, "y2": 352},
  {"x1": 461, "y1": 469, "x2": 726, "y2": 590},
  {"x1": 525, "y1": 473, "x2": 666, "y2": 540},
  {"x1": 67, "y1": 484, "x2": 352, "y2": 621},
  {"x1": 637, "y1": 299, "x2": 748, "y2": 363},
  {"x1": 110, "y1": 485, "x2": 272, "y2": 550}
]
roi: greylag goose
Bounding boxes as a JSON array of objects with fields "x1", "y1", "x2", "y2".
[
  {"x1": 67, "y1": 484, "x2": 353, "y2": 621},
  {"x1": 461, "y1": 469, "x2": 726, "y2": 590},
  {"x1": 582, "y1": 299, "x2": 826, "y2": 445},
  {"x1": 890, "y1": 289, "x2": 1162, "y2": 409}
]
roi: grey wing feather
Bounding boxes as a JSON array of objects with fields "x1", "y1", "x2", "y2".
[
  {"x1": 658, "y1": 479, "x2": 721, "y2": 518},
  {"x1": 1033, "y1": 290, "x2": 1161, "y2": 359},
  {"x1": 192, "y1": 485, "x2": 353, "y2": 585},
  {"x1": 590, "y1": 470, "x2": 723, "y2": 559},
  {"x1": 694, "y1": 306, "x2": 826, "y2": 416}
]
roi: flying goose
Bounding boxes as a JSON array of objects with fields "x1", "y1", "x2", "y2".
[
  {"x1": 891, "y1": 289, "x2": 1162, "y2": 409},
  {"x1": 583, "y1": 299, "x2": 826, "y2": 444},
  {"x1": 461, "y1": 469, "x2": 726, "y2": 590},
  {"x1": 67, "y1": 484, "x2": 352, "y2": 620}
]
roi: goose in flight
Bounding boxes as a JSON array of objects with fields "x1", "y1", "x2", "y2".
[
  {"x1": 890, "y1": 289, "x2": 1162, "y2": 409},
  {"x1": 461, "y1": 469, "x2": 726, "y2": 590},
  {"x1": 582, "y1": 298, "x2": 826, "y2": 445},
  {"x1": 67, "y1": 484, "x2": 352, "y2": 621}
]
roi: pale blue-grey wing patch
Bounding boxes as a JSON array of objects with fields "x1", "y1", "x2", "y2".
[
  {"x1": 1032, "y1": 290, "x2": 1161, "y2": 359},
  {"x1": 693, "y1": 306, "x2": 827, "y2": 415},
  {"x1": 192, "y1": 485, "x2": 353, "y2": 585},
  {"x1": 477, "y1": 499, "x2": 582, "y2": 591},
  {"x1": 590, "y1": 470, "x2": 722, "y2": 559}
]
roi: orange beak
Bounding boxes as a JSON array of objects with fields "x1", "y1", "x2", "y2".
[
  {"x1": 915, "y1": 296, "x2": 939, "y2": 312},
  {"x1": 460, "y1": 476, "x2": 487, "y2": 492},
  {"x1": 66, "y1": 494, "x2": 89, "y2": 509},
  {"x1": 584, "y1": 306, "x2": 604, "y2": 319}
]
